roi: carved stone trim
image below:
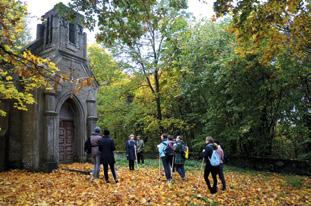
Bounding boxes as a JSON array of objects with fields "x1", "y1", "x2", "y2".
[
  {"x1": 45, "y1": 111, "x2": 58, "y2": 116},
  {"x1": 87, "y1": 116, "x2": 98, "y2": 121},
  {"x1": 86, "y1": 99, "x2": 96, "y2": 103},
  {"x1": 44, "y1": 91, "x2": 56, "y2": 96}
]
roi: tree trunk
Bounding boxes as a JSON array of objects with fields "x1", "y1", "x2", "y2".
[{"x1": 154, "y1": 70, "x2": 163, "y2": 132}]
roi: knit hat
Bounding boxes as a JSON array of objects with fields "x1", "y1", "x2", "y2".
[{"x1": 94, "y1": 127, "x2": 101, "y2": 134}]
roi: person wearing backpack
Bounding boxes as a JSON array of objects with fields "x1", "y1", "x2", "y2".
[
  {"x1": 90, "y1": 127, "x2": 102, "y2": 179},
  {"x1": 203, "y1": 136, "x2": 220, "y2": 194},
  {"x1": 157, "y1": 133, "x2": 172, "y2": 183},
  {"x1": 173, "y1": 136, "x2": 186, "y2": 180},
  {"x1": 126, "y1": 134, "x2": 137, "y2": 170},
  {"x1": 98, "y1": 129, "x2": 118, "y2": 183},
  {"x1": 215, "y1": 141, "x2": 226, "y2": 191},
  {"x1": 167, "y1": 135, "x2": 175, "y2": 170}
]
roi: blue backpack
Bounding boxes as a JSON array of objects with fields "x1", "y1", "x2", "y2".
[{"x1": 209, "y1": 150, "x2": 221, "y2": 166}]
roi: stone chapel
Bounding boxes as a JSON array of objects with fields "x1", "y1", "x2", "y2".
[{"x1": 0, "y1": 3, "x2": 98, "y2": 171}]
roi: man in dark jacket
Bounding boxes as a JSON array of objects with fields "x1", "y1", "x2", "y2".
[
  {"x1": 203, "y1": 136, "x2": 219, "y2": 194},
  {"x1": 98, "y1": 129, "x2": 118, "y2": 183}
]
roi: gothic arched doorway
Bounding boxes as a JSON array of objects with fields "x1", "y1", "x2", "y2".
[
  {"x1": 59, "y1": 99, "x2": 75, "y2": 163},
  {"x1": 55, "y1": 93, "x2": 87, "y2": 164}
]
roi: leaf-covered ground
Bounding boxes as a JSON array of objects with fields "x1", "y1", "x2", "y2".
[{"x1": 0, "y1": 163, "x2": 310, "y2": 205}]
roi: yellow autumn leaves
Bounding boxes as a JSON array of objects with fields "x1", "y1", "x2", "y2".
[
  {"x1": 0, "y1": 163, "x2": 310, "y2": 205},
  {"x1": 0, "y1": 0, "x2": 59, "y2": 115}
]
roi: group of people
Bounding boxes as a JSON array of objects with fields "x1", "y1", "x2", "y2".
[
  {"x1": 125, "y1": 134, "x2": 145, "y2": 170},
  {"x1": 88, "y1": 127, "x2": 118, "y2": 183},
  {"x1": 86, "y1": 127, "x2": 226, "y2": 194},
  {"x1": 203, "y1": 136, "x2": 226, "y2": 193},
  {"x1": 157, "y1": 134, "x2": 187, "y2": 182}
]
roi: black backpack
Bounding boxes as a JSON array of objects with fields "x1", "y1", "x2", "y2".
[
  {"x1": 84, "y1": 137, "x2": 92, "y2": 154},
  {"x1": 164, "y1": 142, "x2": 174, "y2": 156}
]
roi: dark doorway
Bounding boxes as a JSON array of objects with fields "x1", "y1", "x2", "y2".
[{"x1": 59, "y1": 100, "x2": 75, "y2": 163}]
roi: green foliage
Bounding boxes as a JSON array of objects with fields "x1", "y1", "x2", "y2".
[
  {"x1": 84, "y1": 1, "x2": 309, "y2": 160},
  {"x1": 163, "y1": 19, "x2": 310, "y2": 159},
  {"x1": 88, "y1": 44, "x2": 135, "y2": 148},
  {"x1": 72, "y1": 0, "x2": 190, "y2": 135}
]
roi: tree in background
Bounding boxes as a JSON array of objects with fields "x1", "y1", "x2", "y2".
[
  {"x1": 165, "y1": 20, "x2": 310, "y2": 159},
  {"x1": 80, "y1": 1, "x2": 309, "y2": 158},
  {"x1": 213, "y1": 0, "x2": 311, "y2": 63},
  {"x1": 211, "y1": 0, "x2": 310, "y2": 159},
  {"x1": 70, "y1": 0, "x2": 189, "y2": 134},
  {"x1": 88, "y1": 44, "x2": 138, "y2": 148},
  {"x1": 88, "y1": 44, "x2": 189, "y2": 149}
]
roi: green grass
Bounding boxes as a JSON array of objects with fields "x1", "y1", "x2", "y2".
[
  {"x1": 115, "y1": 154, "x2": 263, "y2": 173},
  {"x1": 114, "y1": 154, "x2": 203, "y2": 170},
  {"x1": 223, "y1": 165, "x2": 260, "y2": 175},
  {"x1": 284, "y1": 175, "x2": 305, "y2": 188}
]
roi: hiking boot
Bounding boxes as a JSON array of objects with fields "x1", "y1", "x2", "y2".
[{"x1": 211, "y1": 187, "x2": 218, "y2": 194}]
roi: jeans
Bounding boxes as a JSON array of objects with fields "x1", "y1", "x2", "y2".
[
  {"x1": 129, "y1": 160, "x2": 135, "y2": 170},
  {"x1": 92, "y1": 155, "x2": 101, "y2": 178},
  {"x1": 161, "y1": 156, "x2": 172, "y2": 181},
  {"x1": 219, "y1": 163, "x2": 226, "y2": 190},
  {"x1": 103, "y1": 162, "x2": 117, "y2": 182},
  {"x1": 137, "y1": 152, "x2": 144, "y2": 164},
  {"x1": 204, "y1": 165, "x2": 219, "y2": 193},
  {"x1": 175, "y1": 164, "x2": 185, "y2": 179}
]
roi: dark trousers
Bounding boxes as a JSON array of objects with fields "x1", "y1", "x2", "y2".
[
  {"x1": 161, "y1": 156, "x2": 172, "y2": 181},
  {"x1": 137, "y1": 152, "x2": 144, "y2": 164},
  {"x1": 175, "y1": 164, "x2": 185, "y2": 179},
  {"x1": 204, "y1": 165, "x2": 219, "y2": 193},
  {"x1": 219, "y1": 163, "x2": 226, "y2": 190},
  {"x1": 129, "y1": 160, "x2": 135, "y2": 170},
  {"x1": 167, "y1": 155, "x2": 173, "y2": 168},
  {"x1": 103, "y1": 162, "x2": 117, "y2": 182}
]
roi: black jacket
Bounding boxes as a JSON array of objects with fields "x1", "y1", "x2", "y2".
[{"x1": 98, "y1": 135, "x2": 116, "y2": 164}]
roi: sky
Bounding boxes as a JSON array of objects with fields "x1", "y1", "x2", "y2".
[{"x1": 24, "y1": 0, "x2": 215, "y2": 43}]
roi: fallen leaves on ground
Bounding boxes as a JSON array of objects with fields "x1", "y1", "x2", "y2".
[{"x1": 0, "y1": 163, "x2": 310, "y2": 205}]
